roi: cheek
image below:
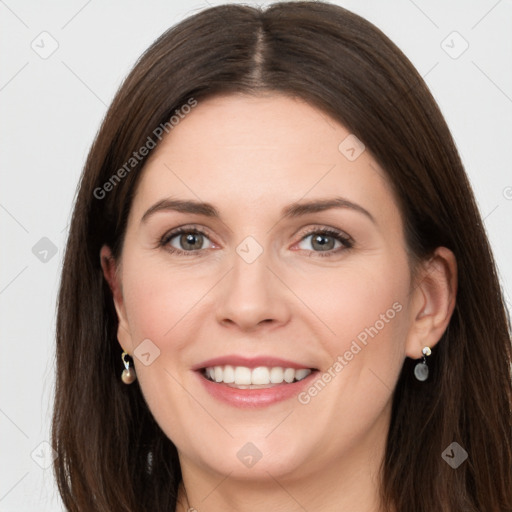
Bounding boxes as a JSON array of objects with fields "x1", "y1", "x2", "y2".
[
  {"x1": 293, "y1": 255, "x2": 408, "y2": 351},
  {"x1": 292, "y1": 255, "x2": 409, "y2": 412},
  {"x1": 121, "y1": 253, "x2": 208, "y2": 343},
  {"x1": 299, "y1": 255, "x2": 409, "y2": 428},
  {"x1": 119, "y1": 257, "x2": 205, "y2": 438}
]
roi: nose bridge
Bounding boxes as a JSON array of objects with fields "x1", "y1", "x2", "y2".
[
  {"x1": 232, "y1": 244, "x2": 270, "y2": 293},
  {"x1": 215, "y1": 237, "x2": 290, "y2": 329}
]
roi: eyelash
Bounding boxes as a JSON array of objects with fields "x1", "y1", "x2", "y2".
[{"x1": 158, "y1": 225, "x2": 354, "y2": 258}]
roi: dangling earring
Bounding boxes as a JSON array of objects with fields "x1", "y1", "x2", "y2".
[
  {"x1": 121, "y1": 351, "x2": 137, "y2": 384},
  {"x1": 414, "y1": 346, "x2": 431, "y2": 381}
]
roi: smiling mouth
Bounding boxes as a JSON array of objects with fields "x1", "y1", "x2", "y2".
[{"x1": 200, "y1": 365, "x2": 319, "y2": 389}]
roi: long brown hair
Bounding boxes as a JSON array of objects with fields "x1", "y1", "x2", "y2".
[{"x1": 52, "y1": 2, "x2": 512, "y2": 510}]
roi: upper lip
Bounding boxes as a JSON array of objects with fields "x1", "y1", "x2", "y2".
[{"x1": 191, "y1": 355, "x2": 318, "y2": 371}]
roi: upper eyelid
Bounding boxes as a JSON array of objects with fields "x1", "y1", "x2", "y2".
[{"x1": 162, "y1": 224, "x2": 211, "y2": 238}]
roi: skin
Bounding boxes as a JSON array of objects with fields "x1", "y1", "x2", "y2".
[{"x1": 101, "y1": 93, "x2": 457, "y2": 512}]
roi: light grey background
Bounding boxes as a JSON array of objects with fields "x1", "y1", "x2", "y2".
[{"x1": 1, "y1": 0, "x2": 511, "y2": 510}]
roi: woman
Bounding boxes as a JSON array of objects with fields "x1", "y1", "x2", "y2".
[{"x1": 52, "y1": 2, "x2": 512, "y2": 511}]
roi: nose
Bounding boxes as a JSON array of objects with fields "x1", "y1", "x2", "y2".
[{"x1": 215, "y1": 248, "x2": 292, "y2": 332}]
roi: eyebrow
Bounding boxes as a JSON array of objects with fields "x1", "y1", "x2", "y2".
[{"x1": 140, "y1": 197, "x2": 376, "y2": 224}]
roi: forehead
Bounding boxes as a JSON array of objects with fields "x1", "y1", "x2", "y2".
[
  {"x1": 150, "y1": 92, "x2": 350, "y2": 162},
  {"x1": 129, "y1": 93, "x2": 399, "y2": 227}
]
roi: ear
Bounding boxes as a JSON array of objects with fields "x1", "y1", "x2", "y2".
[
  {"x1": 404, "y1": 246, "x2": 457, "y2": 359},
  {"x1": 100, "y1": 245, "x2": 134, "y2": 354}
]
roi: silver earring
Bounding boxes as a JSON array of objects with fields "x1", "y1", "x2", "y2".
[
  {"x1": 121, "y1": 351, "x2": 137, "y2": 384},
  {"x1": 414, "y1": 346, "x2": 431, "y2": 381}
]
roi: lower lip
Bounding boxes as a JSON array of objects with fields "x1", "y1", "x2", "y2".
[{"x1": 194, "y1": 370, "x2": 319, "y2": 408}]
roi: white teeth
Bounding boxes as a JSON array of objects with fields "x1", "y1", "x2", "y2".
[
  {"x1": 283, "y1": 368, "x2": 295, "y2": 383},
  {"x1": 269, "y1": 367, "x2": 284, "y2": 383},
  {"x1": 223, "y1": 365, "x2": 235, "y2": 383},
  {"x1": 203, "y1": 365, "x2": 313, "y2": 385},
  {"x1": 295, "y1": 368, "x2": 311, "y2": 381},
  {"x1": 234, "y1": 366, "x2": 252, "y2": 385},
  {"x1": 251, "y1": 367, "x2": 269, "y2": 385}
]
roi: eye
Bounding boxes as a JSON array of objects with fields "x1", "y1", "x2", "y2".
[
  {"x1": 159, "y1": 225, "x2": 353, "y2": 257},
  {"x1": 160, "y1": 226, "x2": 214, "y2": 255},
  {"x1": 296, "y1": 228, "x2": 353, "y2": 257}
]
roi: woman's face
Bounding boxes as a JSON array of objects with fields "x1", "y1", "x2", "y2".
[{"x1": 103, "y1": 93, "x2": 422, "y2": 484}]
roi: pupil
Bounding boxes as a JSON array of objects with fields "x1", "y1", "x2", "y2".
[
  {"x1": 313, "y1": 234, "x2": 333, "y2": 251},
  {"x1": 181, "y1": 233, "x2": 202, "y2": 250}
]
